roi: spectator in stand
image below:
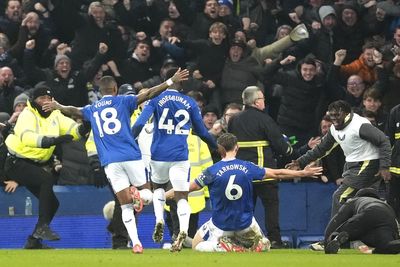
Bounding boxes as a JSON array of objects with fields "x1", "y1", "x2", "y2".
[
  {"x1": 189, "y1": 0, "x2": 221, "y2": 40},
  {"x1": 335, "y1": 4, "x2": 384, "y2": 64},
  {"x1": 172, "y1": 22, "x2": 229, "y2": 105},
  {"x1": 69, "y1": 1, "x2": 124, "y2": 68},
  {"x1": 0, "y1": 66, "x2": 24, "y2": 115},
  {"x1": 360, "y1": 87, "x2": 387, "y2": 131},
  {"x1": 0, "y1": 0, "x2": 22, "y2": 45},
  {"x1": 0, "y1": 33, "x2": 24, "y2": 80},
  {"x1": 202, "y1": 105, "x2": 220, "y2": 130},
  {"x1": 119, "y1": 39, "x2": 157, "y2": 87},
  {"x1": 217, "y1": 0, "x2": 241, "y2": 39},
  {"x1": 267, "y1": 56, "x2": 326, "y2": 147},
  {"x1": 24, "y1": 40, "x2": 108, "y2": 107},
  {"x1": 209, "y1": 102, "x2": 242, "y2": 141},
  {"x1": 305, "y1": 5, "x2": 338, "y2": 64},
  {"x1": 9, "y1": 11, "x2": 53, "y2": 67},
  {"x1": 337, "y1": 42, "x2": 383, "y2": 86}
]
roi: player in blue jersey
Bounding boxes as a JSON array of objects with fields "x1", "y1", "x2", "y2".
[
  {"x1": 132, "y1": 68, "x2": 218, "y2": 252},
  {"x1": 42, "y1": 68, "x2": 189, "y2": 254},
  {"x1": 169, "y1": 133, "x2": 322, "y2": 252}
]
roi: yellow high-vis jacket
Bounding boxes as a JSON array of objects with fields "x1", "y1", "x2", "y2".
[{"x1": 6, "y1": 101, "x2": 81, "y2": 163}]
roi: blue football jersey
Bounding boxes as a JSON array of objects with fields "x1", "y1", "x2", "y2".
[
  {"x1": 195, "y1": 158, "x2": 265, "y2": 231},
  {"x1": 82, "y1": 95, "x2": 141, "y2": 166},
  {"x1": 133, "y1": 89, "x2": 216, "y2": 161}
]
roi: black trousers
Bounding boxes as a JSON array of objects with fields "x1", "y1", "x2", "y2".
[
  {"x1": 165, "y1": 199, "x2": 199, "y2": 239},
  {"x1": 5, "y1": 156, "x2": 59, "y2": 229},
  {"x1": 335, "y1": 206, "x2": 400, "y2": 254},
  {"x1": 388, "y1": 174, "x2": 400, "y2": 220},
  {"x1": 252, "y1": 181, "x2": 281, "y2": 243}
]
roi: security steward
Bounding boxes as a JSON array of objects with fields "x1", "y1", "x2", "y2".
[
  {"x1": 228, "y1": 86, "x2": 298, "y2": 249},
  {"x1": 4, "y1": 82, "x2": 89, "y2": 249}
]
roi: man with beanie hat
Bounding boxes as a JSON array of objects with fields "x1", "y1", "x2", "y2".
[
  {"x1": 303, "y1": 5, "x2": 337, "y2": 64},
  {"x1": 3, "y1": 81, "x2": 90, "y2": 249}
]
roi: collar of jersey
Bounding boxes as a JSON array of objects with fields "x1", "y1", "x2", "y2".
[
  {"x1": 166, "y1": 89, "x2": 178, "y2": 92},
  {"x1": 222, "y1": 157, "x2": 236, "y2": 161}
]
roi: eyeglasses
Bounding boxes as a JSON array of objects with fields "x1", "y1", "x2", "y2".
[{"x1": 347, "y1": 82, "x2": 363, "y2": 86}]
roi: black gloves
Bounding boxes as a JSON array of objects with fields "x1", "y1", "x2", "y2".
[
  {"x1": 41, "y1": 134, "x2": 73, "y2": 148},
  {"x1": 93, "y1": 168, "x2": 108, "y2": 188},
  {"x1": 78, "y1": 120, "x2": 91, "y2": 137},
  {"x1": 88, "y1": 154, "x2": 108, "y2": 188}
]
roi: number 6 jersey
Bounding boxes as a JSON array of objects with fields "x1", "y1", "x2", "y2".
[
  {"x1": 195, "y1": 158, "x2": 265, "y2": 231},
  {"x1": 133, "y1": 89, "x2": 216, "y2": 161},
  {"x1": 82, "y1": 95, "x2": 141, "y2": 166}
]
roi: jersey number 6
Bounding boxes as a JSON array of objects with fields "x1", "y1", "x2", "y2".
[{"x1": 225, "y1": 175, "x2": 243, "y2": 200}]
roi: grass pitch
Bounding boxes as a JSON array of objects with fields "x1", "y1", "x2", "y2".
[{"x1": 1, "y1": 249, "x2": 400, "y2": 267}]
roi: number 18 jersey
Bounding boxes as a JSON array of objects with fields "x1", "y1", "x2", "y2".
[
  {"x1": 133, "y1": 89, "x2": 214, "y2": 161},
  {"x1": 195, "y1": 158, "x2": 265, "y2": 231},
  {"x1": 82, "y1": 95, "x2": 141, "y2": 166}
]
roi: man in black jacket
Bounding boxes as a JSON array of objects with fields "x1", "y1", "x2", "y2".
[
  {"x1": 324, "y1": 188, "x2": 400, "y2": 254},
  {"x1": 228, "y1": 85, "x2": 298, "y2": 248}
]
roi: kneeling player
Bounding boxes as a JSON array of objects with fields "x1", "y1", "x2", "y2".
[{"x1": 168, "y1": 133, "x2": 323, "y2": 252}]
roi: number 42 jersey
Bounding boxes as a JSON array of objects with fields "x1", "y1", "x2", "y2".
[
  {"x1": 82, "y1": 95, "x2": 141, "y2": 166},
  {"x1": 133, "y1": 89, "x2": 216, "y2": 161},
  {"x1": 195, "y1": 158, "x2": 265, "y2": 231}
]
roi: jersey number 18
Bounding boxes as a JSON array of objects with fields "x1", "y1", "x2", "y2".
[{"x1": 93, "y1": 107, "x2": 122, "y2": 137}]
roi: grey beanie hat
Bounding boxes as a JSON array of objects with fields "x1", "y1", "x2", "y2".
[
  {"x1": 319, "y1": 5, "x2": 336, "y2": 21},
  {"x1": 54, "y1": 54, "x2": 71, "y2": 68},
  {"x1": 13, "y1": 93, "x2": 29, "y2": 109}
]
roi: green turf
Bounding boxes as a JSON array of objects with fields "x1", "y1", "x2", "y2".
[{"x1": 1, "y1": 249, "x2": 400, "y2": 267}]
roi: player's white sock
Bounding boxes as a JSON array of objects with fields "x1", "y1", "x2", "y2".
[
  {"x1": 139, "y1": 188, "x2": 153, "y2": 205},
  {"x1": 195, "y1": 241, "x2": 224, "y2": 252},
  {"x1": 177, "y1": 198, "x2": 191, "y2": 233},
  {"x1": 121, "y1": 204, "x2": 141, "y2": 246},
  {"x1": 153, "y1": 188, "x2": 165, "y2": 223}
]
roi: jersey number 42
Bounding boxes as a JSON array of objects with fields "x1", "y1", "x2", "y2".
[{"x1": 158, "y1": 108, "x2": 190, "y2": 135}]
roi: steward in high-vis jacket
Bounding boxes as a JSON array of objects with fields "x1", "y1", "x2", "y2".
[
  {"x1": 228, "y1": 86, "x2": 298, "y2": 248},
  {"x1": 4, "y1": 83, "x2": 88, "y2": 249}
]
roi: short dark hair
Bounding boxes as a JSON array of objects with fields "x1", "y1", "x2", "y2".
[
  {"x1": 99, "y1": 76, "x2": 117, "y2": 95},
  {"x1": 164, "y1": 67, "x2": 179, "y2": 80},
  {"x1": 328, "y1": 100, "x2": 351, "y2": 114},
  {"x1": 363, "y1": 87, "x2": 382, "y2": 101},
  {"x1": 217, "y1": 133, "x2": 237, "y2": 152}
]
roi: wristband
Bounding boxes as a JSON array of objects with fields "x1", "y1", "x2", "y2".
[{"x1": 166, "y1": 78, "x2": 173, "y2": 86}]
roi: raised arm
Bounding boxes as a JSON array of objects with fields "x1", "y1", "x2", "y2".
[
  {"x1": 136, "y1": 68, "x2": 189, "y2": 105},
  {"x1": 265, "y1": 165, "x2": 323, "y2": 180},
  {"x1": 42, "y1": 99, "x2": 83, "y2": 119}
]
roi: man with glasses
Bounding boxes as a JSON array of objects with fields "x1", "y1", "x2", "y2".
[{"x1": 228, "y1": 86, "x2": 299, "y2": 249}]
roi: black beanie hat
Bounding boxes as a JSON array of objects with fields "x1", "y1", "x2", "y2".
[{"x1": 32, "y1": 82, "x2": 52, "y2": 100}]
